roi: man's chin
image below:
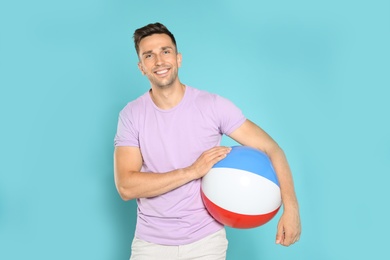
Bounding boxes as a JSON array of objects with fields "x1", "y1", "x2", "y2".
[{"x1": 152, "y1": 78, "x2": 176, "y2": 89}]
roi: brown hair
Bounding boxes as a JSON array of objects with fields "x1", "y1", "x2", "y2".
[{"x1": 133, "y1": 22, "x2": 177, "y2": 57}]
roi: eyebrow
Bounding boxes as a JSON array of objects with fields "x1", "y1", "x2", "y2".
[
  {"x1": 161, "y1": 46, "x2": 173, "y2": 51},
  {"x1": 141, "y1": 46, "x2": 174, "y2": 56}
]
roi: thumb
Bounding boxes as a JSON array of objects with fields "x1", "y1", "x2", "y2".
[{"x1": 275, "y1": 226, "x2": 285, "y2": 244}]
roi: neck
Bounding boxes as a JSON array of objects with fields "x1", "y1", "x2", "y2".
[{"x1": 149, "y1": 81, "x2": 185, "y2": 110}]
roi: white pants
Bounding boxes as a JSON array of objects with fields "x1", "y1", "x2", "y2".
[{"x1": 130, "y1": 228, "x2": 228, "y2": 260}]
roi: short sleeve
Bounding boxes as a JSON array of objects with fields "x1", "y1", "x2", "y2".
[
  {"x1": 114, "y1": 106, "x2": 139, "y2": 147},
  {"x1": 214, "y1": 95, "x2": 246, "y2": 135}
]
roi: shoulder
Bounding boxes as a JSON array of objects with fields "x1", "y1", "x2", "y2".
[
  {"x1": 190, "y1": 86, "x2": 237, "y2": 109},
  {"x1": 119, "y1": 91, "x2": 150, "y2": 117},
  {"x1": 186, "y1": 86, "x2": 220, "y2": 105}
]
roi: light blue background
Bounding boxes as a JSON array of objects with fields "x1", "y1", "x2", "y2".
[{"x1": 1, "y1": 1, "x2": 389, "y2": 259}]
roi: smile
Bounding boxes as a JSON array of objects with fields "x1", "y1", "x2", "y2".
[{"x1": 155, "y1": 69, "x2": 169, "y2": 75}]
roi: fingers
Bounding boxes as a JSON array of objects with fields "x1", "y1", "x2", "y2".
[
  {"x1": 205, "y1": 146, "x2": 231, "y2": 164},
  {"x1": 275, "y1": 225, "x2": 285, "y2": 245},
  {"x1": 275, "y1": 210, "x2": 301, "y2": 246},
  {"x1": 198, "y1": 146, "x2": 231, "y2": 165},
  {"x1": 276, "y1": 228, "x2": 300, "y2": 246},
  {"x1": 189, "y1": 146, "x2": 231, "y2": 179},
  {"x1": 282, "y1": 231, "x2": 297, "y2": 246}
]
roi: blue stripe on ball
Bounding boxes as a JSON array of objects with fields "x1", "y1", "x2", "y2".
[{"x1": 213, "y1": 146, "x2": 279, "y2": 186}]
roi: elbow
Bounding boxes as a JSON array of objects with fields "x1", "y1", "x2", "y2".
[
  {"x1": 115, "y1": 171, "x2": 138, "y2": 201},
  {"x1": 119, "y1": 193, "x2": 132, "y2": 202},
  {"x1": 117, "y1": 185, "x2": 136, "y2": 201}
]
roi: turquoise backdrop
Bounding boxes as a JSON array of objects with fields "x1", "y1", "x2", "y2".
[{"x1": 1, "y1": 1, "x2": 389, "y2": 259}]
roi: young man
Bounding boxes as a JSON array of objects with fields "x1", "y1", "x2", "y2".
[{"x1": 114, "y1": 22, "x2": 301, "y2": 260}]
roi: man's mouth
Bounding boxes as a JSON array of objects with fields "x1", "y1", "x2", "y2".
[{"x1": 154, "y1": 68, "x2": 169, "y2": 75}]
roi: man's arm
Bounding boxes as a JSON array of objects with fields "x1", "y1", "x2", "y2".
[
  {"x1": 229, "y1": 119, "x2": 301, "y2": 246},
  {"x1": 114, "y1": 146, "x2": 231, "y2": 200}
]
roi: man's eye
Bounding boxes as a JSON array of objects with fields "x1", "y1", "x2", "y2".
[{"x1": 163, "y1": 50, "x2": 170, "y2": 54}]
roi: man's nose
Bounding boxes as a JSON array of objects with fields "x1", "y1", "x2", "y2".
[{"x1": 155, "y1": 53, "x2": 164, "y2": 65}]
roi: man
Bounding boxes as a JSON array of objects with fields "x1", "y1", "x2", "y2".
[{"x1": 114, "y1": 22, "x2": 301, "y2": 260}]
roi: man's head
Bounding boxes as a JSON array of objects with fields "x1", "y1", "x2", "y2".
[
  {"x1": 133, "y1": 22, "x2": 177, "y2": 58},
  {"x1": 134, "y1": 23, "x2": 182, "y2": 89}
]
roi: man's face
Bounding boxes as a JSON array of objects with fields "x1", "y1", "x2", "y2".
[{"x1": 137, "y1": 34, "x2": 182, "y2": 88}]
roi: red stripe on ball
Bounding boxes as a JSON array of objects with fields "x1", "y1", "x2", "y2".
[{"x1": 201, "y1": 189, "x2": 281, "y2": 229}]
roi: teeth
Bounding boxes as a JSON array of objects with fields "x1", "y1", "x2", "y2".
[{"x1": 156, "y1": 69, "x2": 168, "y2": 75}]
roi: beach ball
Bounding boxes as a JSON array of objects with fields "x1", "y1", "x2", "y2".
[{"x1": 201, "y1": 146, "x2": 282, "y2": 229}]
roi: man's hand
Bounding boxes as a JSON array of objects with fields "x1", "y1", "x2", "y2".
[
  {"x1": 186, "y1": 146, "x2": 231, "y2": 179},
  {"x1": 275, "y1": 208, "x2": 301, "y2": 246}
]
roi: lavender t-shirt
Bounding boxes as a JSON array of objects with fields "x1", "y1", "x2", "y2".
[{"x1": 114, "y1": 86, "x2": 246, "y2": 245}]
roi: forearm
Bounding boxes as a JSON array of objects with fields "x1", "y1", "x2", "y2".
[
  {"x1": 114, "y1": 146, "x2": 231, "y2": 200},
  {"x1": 115, "y1": 167, "x2": 195, "y2": 200},
  {"x1": 266, "y1": 145, "x2": 299, "y2": 211}
]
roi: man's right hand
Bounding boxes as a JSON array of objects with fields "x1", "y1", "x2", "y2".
[{"x1": 186, "y1": 146, "x2": 232, "y2": 180}]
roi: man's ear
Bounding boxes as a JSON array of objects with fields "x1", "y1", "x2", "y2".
[
  {"x1": 177, "y1": 53, "x2": 182, "y2": 68},
  {"x1": 138, "y1": 62, "x2": 145, "y2": 75}
]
